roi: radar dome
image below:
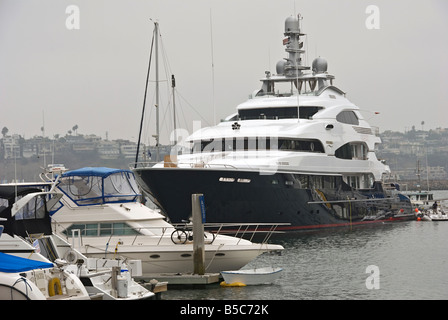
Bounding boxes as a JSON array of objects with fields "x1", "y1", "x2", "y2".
[
  {"x1": 312, "y1": 57, "x2": 328, "y2": 74},
  {"x1": 276, "y1": 60, "x2": 286, "y2": 75},
  {"x1": 285, "y1": 15, "x2": 300, "y2": 33}
]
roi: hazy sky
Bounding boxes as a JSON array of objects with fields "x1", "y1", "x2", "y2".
[{"x1": 1, "y1": 0, "x2": 447, "y2": 145}]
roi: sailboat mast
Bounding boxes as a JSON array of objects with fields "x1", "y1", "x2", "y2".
[
  {"x1": 171, "y1": 74, "x2": 177, "y2": 145},
  {"x1": 155, "y1": 21, "x2": 160, "y2": 162},
  {"x1": 134, "y1": 21, "x2": 155, "y2": 168}
]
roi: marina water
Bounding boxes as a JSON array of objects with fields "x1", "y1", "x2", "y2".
[{"x1": 163, "y1": 191, "x2": 448, "y2": 300}]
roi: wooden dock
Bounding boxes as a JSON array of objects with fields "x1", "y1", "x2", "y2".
[{"x1": 142, "y1": 273, "x2": 221, "y2": 285}]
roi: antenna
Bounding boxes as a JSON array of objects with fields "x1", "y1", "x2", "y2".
[
  {"x1": 209, "y1": 8, "x2": 216, "y2": 125},
  {"x1": 42, "y1": 110, "x2": 46, "y2": 168}
]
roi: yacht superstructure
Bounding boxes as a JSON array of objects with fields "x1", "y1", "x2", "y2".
[{"x1": 133, "y1": 14, "x2": 414, "y2": 231}]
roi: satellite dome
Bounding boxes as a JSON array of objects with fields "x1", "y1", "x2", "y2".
[
  {"x1": 276, "y1": 60, "x2": 286, "y2": 75},
  {"x1": 285, "y1": 15, "x2": 300, "y2": 33},
  {"x1": 312, "y1": 57, "x2": 328, "y2": 74}
]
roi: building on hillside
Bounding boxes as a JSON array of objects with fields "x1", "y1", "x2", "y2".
[
  {"x1": 2, "y1": 134, "x2": 21, "y2": 159},
  {"x1": 97, "y1": 140, "x2": 120, "y2": 160}
]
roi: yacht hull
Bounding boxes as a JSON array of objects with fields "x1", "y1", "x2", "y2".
[
  {"x1": 134, "y1": 167, "x2": 414, "y2": 231},
  {"x1": 77, "y1": 243, "x2": 276, "y2": 276}
]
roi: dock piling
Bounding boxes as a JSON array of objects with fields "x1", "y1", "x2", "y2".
[{"x1": 192, "y1": 193, "x2": 205, "y2": 275}]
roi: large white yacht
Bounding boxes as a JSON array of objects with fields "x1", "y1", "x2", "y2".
[{"x1": 133, "y1": 14, "x2": 414, "y2": 231}]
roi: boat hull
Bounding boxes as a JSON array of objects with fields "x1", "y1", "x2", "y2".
[
  {"x1": 77, "y1": 243, "x2": 277, "y2": 276},
  {"x1": 134, "y1": 167, "x2": 415, "y2": 232},
  {"x1": 429, "y1": 215, "x2": 448, "y2": 221},
  {"x1": 221, "y1": 267, "x2": 283, "y2": 285}
]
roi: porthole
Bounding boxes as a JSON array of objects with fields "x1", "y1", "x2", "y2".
[
  {"x1": 181, "y1": 253, "x2": 192, "y2": 258},
  {"x1": 150, "y1": 254, "x2": 160, "y2": 259},
  {"x1": 215, "y1": 253, "x2": 225, "y2": 257}
]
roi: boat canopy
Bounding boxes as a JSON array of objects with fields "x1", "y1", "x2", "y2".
[
  {"x1": 0, "y1": 186, "x2": 55, "y2": 237},
  {"x1": 61, "y1": 167, "x2": 128, "y2": 178},
  {"x1": 0, "y1": 185, "x2": 43, "y2": 200},
  {"x1": 0, "y1": 252, "x2": 53, "y2": 273},
  {"x1": 59, "y1": 167, "x2": 141, "y2": 206}
]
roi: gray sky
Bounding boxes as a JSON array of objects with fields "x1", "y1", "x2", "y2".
[{"x1": 1, "y1": 0, "x2": 447, "y2": 145}]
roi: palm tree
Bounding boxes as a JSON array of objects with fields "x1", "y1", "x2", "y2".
[
  {"x1": 1, "y1": 127, "x2": 8, "y2": 137},
  {"x1": 72, "y1": 125, "x2": 78, "y2": 135}
]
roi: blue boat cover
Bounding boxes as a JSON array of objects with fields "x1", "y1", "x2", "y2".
[
  {"x1": 0, "y1": 252, "x2": 53, "y2": 273},
  {"x1": 62, "y1": 167, "x2": 131, "y2": 178}
]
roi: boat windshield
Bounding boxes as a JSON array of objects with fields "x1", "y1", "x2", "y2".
[
  {"x1": 238, "y1": 106, "x2": 322, "y2": 120},
  {"x1": 58, "y1": 170, "x2": 140, "y2": 205}
]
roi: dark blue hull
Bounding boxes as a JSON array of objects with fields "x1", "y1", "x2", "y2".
[{"x1": 133, "y1": 168, "x2": 414, "y2": 231}]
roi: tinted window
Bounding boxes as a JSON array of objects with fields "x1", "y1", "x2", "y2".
[
  {"x1": 336, "y1": 111, "x2": 359, "y2": 125},
  {"x1": 238, "y1": 107, "x2": 323, "y2": 120}
]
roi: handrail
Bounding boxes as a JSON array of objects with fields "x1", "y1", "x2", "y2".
[
  {"x1": 130, "y1": 161, "x2": 240, "y2": 170},
  {"x1": 52, "y1": 219, "x2": 289, "y2": 251}
]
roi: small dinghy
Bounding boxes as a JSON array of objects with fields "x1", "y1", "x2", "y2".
[
  {"x1": 220, "y1": 267, "x2": 283, "y2": 286},
  {"x1": 430, "y1": 213, "x2": 448, "y2": 221},
  {"x1": 425, "y1": 207, "x2": 448, "y2": 221}
]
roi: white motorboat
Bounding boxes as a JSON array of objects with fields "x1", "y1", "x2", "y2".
[
  {"x1": 0, "y1": 188, "x2": 90, "y2": 300},
  {"x1": 0, "y1": 251, "x2": 90, "y2": 300},
  {"x1": 132, "y1": 14, "x2": 414, "y2": 232},
  {"x1": 426, "y1": 208, "x2": 448, "y2": 221},
  {"x1": 0, "y1": 185, "x2": 154, "y2": 300},
  {"x1": 34, "y1": 234, "x2": 155, "y2": 300},
  {"x1": 220, "y1": 267, "x2": 283, "y2": 286},
  {"x1": 3, "y1": 166, "x2": 284, "y2": 279}
]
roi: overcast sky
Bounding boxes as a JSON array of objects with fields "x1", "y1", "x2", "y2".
[{"x1": 1, "y1": 0, "x2": 447, "y2": 145}]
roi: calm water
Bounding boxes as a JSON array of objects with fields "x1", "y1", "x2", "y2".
[{"x1": 162, "y1": 191, "x2": 448, "y2": 300}]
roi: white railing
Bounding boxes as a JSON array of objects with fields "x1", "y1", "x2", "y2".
[{"x1": 52, "y1": 219, "x2": 289, "y2": 250}]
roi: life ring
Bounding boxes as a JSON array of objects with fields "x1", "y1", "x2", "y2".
[{"x1": 48, "y1": 277, "x2": 62, "y2": 296}]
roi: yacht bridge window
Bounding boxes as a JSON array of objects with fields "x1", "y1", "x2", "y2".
[
  {"x1": 335, "y1": 142, "x2": 368, "y2": 160},
  {"x1": 238, "y1": 106, "x2": 323, "y2": 120},
  {"x1": 63, "y1": 222, "x2": 141, "y2": 237},
  {"x1": 336, "y1": 111, "x2": 359, "y2": 125},
  {"x1": 192, "y1": 137, "x2": 324, "y2": 153}
]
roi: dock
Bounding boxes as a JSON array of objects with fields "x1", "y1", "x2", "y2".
[
  {"x1": 141, "y1": 273, "x2": 221, "y2": 286},
  {"x1": 143, "y1": 194, "x2": 221, "y2": 286}
]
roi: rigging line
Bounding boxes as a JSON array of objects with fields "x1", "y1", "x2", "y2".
[
  {"x1": 157, "y1": 26, "x2": 181, "y2": 144},
  {"x1": 135, "y1": 23, "x2": 155, "y2": 168},
  {"x1": 172, "y1": 90, "x2": 192, "y2": 141},
  {"x1": 142, "y1": 86, "x2": 156, "y2": 147},
  {"x1": 160, "y1": 91, "x2": 173, "y2": 143},
  {"x1": 175, "y1": 90, "x2": 212, "y2": 126},
  {"x1": 159, "y1": 32, "x2": 174, "y2": 79}
]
